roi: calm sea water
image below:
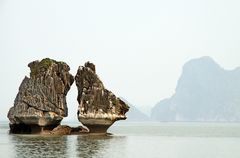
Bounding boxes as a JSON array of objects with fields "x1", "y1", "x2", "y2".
[{"x1": 1, "y1": 122, "x2": 240, "y2": 158}]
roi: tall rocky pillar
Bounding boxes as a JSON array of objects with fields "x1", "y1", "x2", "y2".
[
  {"x1": 7, "y1": 58, "x2": 74, "y2": 134},
  {"x1": 75, "y1": 62, "x2": 129, "y2": 133}
]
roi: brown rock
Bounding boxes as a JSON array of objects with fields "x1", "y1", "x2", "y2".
[
  {"x1": 49, "y1": 125, "x2": 89, "y2": 135},
  {"x1": 50, "y1": 125, "x2": 72, "y2": 135}
]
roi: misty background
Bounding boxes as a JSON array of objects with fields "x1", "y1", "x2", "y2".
[{"x1": 1, "y1": 0, "x2": 240, "y2": 121}]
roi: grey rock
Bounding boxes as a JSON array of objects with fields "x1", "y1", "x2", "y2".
[
  {"x1": 75, "y1": 62, "x2": 129, "y2": 133},
  {"x1": 7, "y1": 58, "x2": 74, "y2": 133}
]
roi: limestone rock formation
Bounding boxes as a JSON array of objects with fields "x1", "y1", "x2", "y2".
[
  {"x1": 75, "y1": 62, "x2": 129, "y2": 133},
  {"x1": 7, "y1": 58, "x2": 74, "y2": 133},
  {"x1": 151, "y1": 56, "x2": 240, "y2": 121}
]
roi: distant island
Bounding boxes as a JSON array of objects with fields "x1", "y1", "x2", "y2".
[
  {"x1": 151, "y1": 56, "x2": 240, "y2": 122},
  {"x1": 122, "y1": 99, "x2": 150, "y2": 122}
]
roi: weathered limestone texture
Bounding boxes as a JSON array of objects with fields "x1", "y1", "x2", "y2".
[
  {"x1": 75, "y1": 62, "x2": 129, "y2": 133},
  {"x1": 7, "y1": 58, "x2": 74, "y2": 134}
]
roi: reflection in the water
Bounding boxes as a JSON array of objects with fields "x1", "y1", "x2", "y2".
[
  {"x1": 10, "y1": 133, "x2": 127, "y2": 158},
  {"x1": 76, "y1": 135, "x2": 127, "y2": 158},
  {"x1": 11, "y1": 135, "x2": 68, "y2": 158},
  {"x1": 4, "y1": 123, "x2": 240, "y2": 158}
]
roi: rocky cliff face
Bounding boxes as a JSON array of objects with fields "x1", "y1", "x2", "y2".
[
  {"x1": 75, "y1": 62, "x2": 129, "y2": 133},
  {"x1": 151, "y1": 56, "x2": 240, "y2": 122},
  {"x1": 7, "y1": 58, "x2": 74, "y2": 133}
]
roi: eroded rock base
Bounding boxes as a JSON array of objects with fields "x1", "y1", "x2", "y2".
[
  {"x1": 9, "y1": 124, "x2": 58, "y2": 134},
  {"x1": 80, "y1": 118, "x2": 115, "y2": 133},
  {"x1": 9, "y1": 124, "x2": 89, "y2": 135},
  {"x1": 84, "y1": 125, "x2": 111, "y2": 133}
]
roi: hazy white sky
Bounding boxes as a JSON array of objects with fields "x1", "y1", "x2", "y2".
[{"x1": 0, "y1": 0, "x2": 240, "y2": 121}]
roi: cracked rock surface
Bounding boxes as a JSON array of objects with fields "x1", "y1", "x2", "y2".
[
  {"x1": 7, "y1": 58, "x2": 74, "y2": 133},
  {"x1": 75, "y1": 62, "x2": 129, "y2": 133}
]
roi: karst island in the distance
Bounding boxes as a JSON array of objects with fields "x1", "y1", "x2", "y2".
[{"x1": 7, "y1": 58, "x2": 129, "y2": 135}]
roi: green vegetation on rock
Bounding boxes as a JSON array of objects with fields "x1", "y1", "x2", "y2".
[{"x1": 29, "y1": 58, "x2": 66, "y2": 77}]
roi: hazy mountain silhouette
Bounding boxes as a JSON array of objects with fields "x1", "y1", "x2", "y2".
[
  {"x1": 151, "y1": 56, "x2": 240, "y2": 121},
  {"x1": 121, "y1": 98, "x2": 150, "y2": 121}
]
